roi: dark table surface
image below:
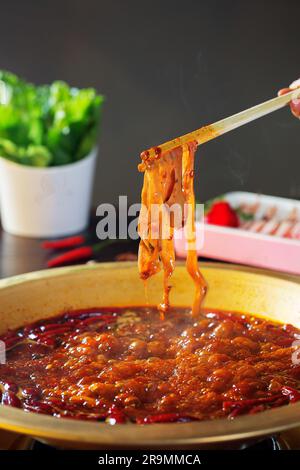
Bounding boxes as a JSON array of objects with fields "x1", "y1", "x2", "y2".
[
  {"x1": 0, "y1": 219, "x2": 140, "y2": 279},
  {"x1": 4, "y1": 215, "x2": 299, "y2": 282},
  {"x1": 0, "y1": 221, "x2": 221, "y2": 279},
  {"x1": 0, "y1": 230, "x2": 48, "y2": 278}
]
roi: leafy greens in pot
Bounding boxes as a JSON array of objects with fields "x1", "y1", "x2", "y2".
[{"x1": 0, "y1": 71, "x2": 104, "y2": 167}]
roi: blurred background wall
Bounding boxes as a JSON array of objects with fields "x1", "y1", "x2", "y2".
[{"x1": 0, "y1": 0, "x2": 299, "y2": 206}]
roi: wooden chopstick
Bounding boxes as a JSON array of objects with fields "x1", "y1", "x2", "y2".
[{"x1": 141, "y1": 88, "x2": 300, "y2": 161}]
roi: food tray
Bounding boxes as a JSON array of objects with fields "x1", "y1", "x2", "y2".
[{"x1": 174, "y1": 192, "x2": 300, "y2": 275}]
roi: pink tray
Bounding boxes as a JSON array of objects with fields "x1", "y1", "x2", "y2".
[{"x1": 174, "y1": 192, "x2": 300, "y2": 275}]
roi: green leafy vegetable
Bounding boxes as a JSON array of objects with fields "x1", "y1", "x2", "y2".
[{"x1": 0, "y1": 71, "x2": 104, "y2": 167}]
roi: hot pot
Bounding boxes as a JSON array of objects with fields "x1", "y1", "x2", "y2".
[{"x1": 0, "y1": 261, "x2": 299, "y2": 449}]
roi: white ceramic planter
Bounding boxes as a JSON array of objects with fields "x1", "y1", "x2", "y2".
[{"x1": 0, "y1": 148, "x2": 97, "y2": 238}]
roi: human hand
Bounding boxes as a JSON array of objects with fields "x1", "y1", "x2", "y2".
[{"x1": 278, "y1": 79, "x2": 300, "y2": 118}]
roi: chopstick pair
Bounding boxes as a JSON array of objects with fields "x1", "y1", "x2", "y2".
[{"x1": 142, "y1": 88, "x2": 300, "y2": 159}]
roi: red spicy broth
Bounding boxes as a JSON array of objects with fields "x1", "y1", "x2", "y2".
[{"x1": 0, "y1": 307, "x2": 299, "y2": 424}]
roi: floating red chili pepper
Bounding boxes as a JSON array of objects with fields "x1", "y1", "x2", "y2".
[
  {"x1": 223, "y1": 394, "x2": 281, "y2": 411},
  {"x1": 137, "y1": 413, "x2": 194, "y2": 424},
  {"x1": 106, "y1": 405, "x2": 127, "y2": 424},
  {"x1": 248, "y1": 404, "x2": 265, "y2": 415},
  {"x1": 281, "y1": 386, "x2": 300, "y2": 403},
  {"x1": 1, "y1": 391, "x2": 22, "y2": 408},
  {"x1": 42, "y1": 235, "x2": 87, "y2": 250},
  {"x1": 36, "y1": 326, "x2": 71, "y2": 340},
  {"x1": 0, "y1": 309, "x2": 119, "y2": 352},
  {"x1": 2, "y1": 336, "x2": 23, "y2": 350},
  {"x1": 38, "y1": 323, "x2": 67, "y2": 333},
  {"x1": 223, "y1": 393, "x2": 289, "y2": 418},
  {"x1": 1, "y1": 380, "x2": 19, "y2": 393},
  {"x1": 23, "y1": 401, "x2": 54, "y2": 414},
  {"x1": 223, "y1": 394, "x2": 283, "y2": 412},
  {"x1": 21, "y1": 387, "x2": 41, "y2": 401}
]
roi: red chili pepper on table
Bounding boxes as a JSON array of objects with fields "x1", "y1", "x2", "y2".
[
  {"x1": 42, "y1": 235, "x2": 87, "y2": 250},
  {"x1": 46, "y1": 240, "x2": 121, "y2": 268},
  {"x1": 47, "y1": 246, "x2": 93, "y2": 267}
]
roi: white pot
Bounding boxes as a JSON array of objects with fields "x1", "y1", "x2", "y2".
[{"x1": 0, "y1": 148, "x2": 97, "y2": 238}]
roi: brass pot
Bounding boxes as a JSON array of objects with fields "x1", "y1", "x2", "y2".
[{"x1": 0, "y1": 261, "x2": 299, "y2": 449}]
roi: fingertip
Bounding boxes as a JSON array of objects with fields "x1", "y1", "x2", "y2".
[
  {"x1": 278, "y1": 87, "x2": 291, "y2": 96},
  {"x1": 289, "y1": 78, "x2": 300, "y2": 90},
  {"x1": 290, "y1": 99, "x2": 300, "y2": 118}
]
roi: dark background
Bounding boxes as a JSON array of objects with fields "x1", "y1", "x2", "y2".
[{"x1": 0, "y1": 0, "x2": 299, "y2": 206}]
